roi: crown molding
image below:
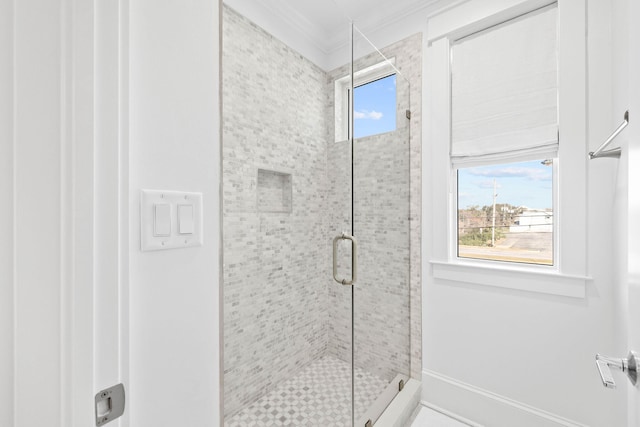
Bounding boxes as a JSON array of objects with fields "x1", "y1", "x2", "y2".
[{"x1": 223, "y1": 0, "x2": 457, "y2": 70}]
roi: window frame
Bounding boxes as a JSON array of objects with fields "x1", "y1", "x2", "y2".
[
  {"x1": 425, "y1": 0, "x2": 589, "y2": 298},
  {"x1": 334, "y1": 58, "x2": 397, "y2": 142}
]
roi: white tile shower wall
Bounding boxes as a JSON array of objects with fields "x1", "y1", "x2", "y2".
[
  {"x1": 223, "y1": 6, "x2": 330, "y2": 416},
  {"x1": 355, "y1": 129, "x2": 412, "y2": 379},
  {"x1": 257, "y1": 169, "x2": 292, "y2": 213},
  {"x1": 326, "y1": 119, "x2": 411, "y2": 382},
  {"x1": 325, "y1": 33, "x2": 422, "y2": 382},
  {"x1": 223, "y1": 3, "x2": 423, "y2": 416}
]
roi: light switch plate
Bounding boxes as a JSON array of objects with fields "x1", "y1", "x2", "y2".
[{"x1": 140, "y1": 189, "x2": 203, "y2": 251}]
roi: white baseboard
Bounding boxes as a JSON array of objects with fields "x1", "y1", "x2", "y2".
[
  {"x1": 420, "y1": 401, "x2": 484, "y2": 427},
  {"x1": 422, "y1": 370, "x2": 589, "y2": 427}
]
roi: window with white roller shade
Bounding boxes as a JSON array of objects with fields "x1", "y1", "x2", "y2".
[
  {"x1": 428, "y1": 0, "x2": 589, "y2": 293},
  {"x1": 451, "y1": 6, "x2": 558, "y2": 165}
]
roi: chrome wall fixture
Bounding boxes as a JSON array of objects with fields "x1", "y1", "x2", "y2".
[
  {"x1": 595, "y1": 351, "x2": 639, "y2": 389},
  {"x1": 589, "y1": 110, "x2": 629, "y2": 160},
  {"x1": 332, "y1": 232, "x2": 358, "y2": 286},
  {"x1": 95, "y1": 383, "x2": 126, "y2": 426}
]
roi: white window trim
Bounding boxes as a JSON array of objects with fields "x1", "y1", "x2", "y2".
[
  {"x1": 334, "y1": 58, "x2": 397, "y2": 143},
  {"x1": 425, "y1": 0, "x2": 590, "y2": 298}
]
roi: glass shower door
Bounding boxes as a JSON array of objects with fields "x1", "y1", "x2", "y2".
[{"x1": 351, "y1": 25, "x2": 412, "y2": 426}]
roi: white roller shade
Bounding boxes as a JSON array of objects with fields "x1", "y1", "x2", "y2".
[{"x1": 451, "y1": 6, "x2": 558, "y2": 165}]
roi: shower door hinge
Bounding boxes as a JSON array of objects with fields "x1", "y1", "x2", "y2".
[
  {"x1": 406, "y1": 109, "x2": 411, "y2": 120},
  {"x1": 399, "y1": 379, "x2": 405, "y2": 391},
  {"x1": 365, "y1": 420, "x2": 373, "y2": 427}
]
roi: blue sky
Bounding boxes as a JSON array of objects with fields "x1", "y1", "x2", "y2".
[
  {"x1": 353, "y1": 74, "x2": 396, "y2": 138},
  {"x1": 457, "y1": 160, "x2": 553, "y2": 210}
]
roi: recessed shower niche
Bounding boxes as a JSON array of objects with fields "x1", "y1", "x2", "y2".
[{"x1": 256, "y1": 168, "x2": 292, "y2": 214}]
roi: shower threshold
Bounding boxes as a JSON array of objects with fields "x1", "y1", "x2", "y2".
[{"x1": 224, "y1": 355, "x2": 391, "y2": 426}]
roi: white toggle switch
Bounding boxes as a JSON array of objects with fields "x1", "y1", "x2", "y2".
[
  {"x1": 154, "y1": 204, "x2": 171, "y2": 236},
  {"x1": 178, "y1": 204, "x2": 195, "y2": 234},
  {"x1": 141, "y1": 190, "x2": 203, "y2": 251}
]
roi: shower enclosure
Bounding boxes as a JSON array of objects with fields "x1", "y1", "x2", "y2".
[{"x1": 222, "y1": 3, "x2": 412, "y2": 425}]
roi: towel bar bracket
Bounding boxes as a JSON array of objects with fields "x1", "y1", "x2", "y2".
[{"x1": 589, "y1": 110, "x2": 628, "y2": 160}]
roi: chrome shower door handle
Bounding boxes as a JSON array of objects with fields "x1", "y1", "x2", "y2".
[{"x1": 333, "y1": 232, "x2": 357, "y2": 286}]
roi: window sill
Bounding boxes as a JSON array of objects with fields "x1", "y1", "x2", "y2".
[{"x1": 430, "y1": 260, "x2": 589, "y2": 298}]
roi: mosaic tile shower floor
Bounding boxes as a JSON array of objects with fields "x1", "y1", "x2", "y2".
[{"x1": 225, "y1": 356, "x2": 390, "y2": 427}]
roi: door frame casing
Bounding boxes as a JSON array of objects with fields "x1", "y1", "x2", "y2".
[
  {"x1": 1, "y1": 0, "x2": 130, "y2": 426},
  {"x1": 71, "y1": 0, "x2": 131, "y2": 425},
  {"x1": 627, "y1": 0, "x2": 640, "y2": 423},
  {"x1": 66, "y1": 0, "x2": 131, "y2": 426}
]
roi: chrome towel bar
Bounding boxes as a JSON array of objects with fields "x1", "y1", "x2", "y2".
[{"x1": 589, "y1": 110, "x2": 628, "y2": 160}]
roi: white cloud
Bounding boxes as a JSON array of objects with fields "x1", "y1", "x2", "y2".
[
  {"x1": 477, "y1": 180, "x2": 502, "y2": 189},
  {"x1": 354, "y1": 110, "x2": 383, "y2": 120},
  {"x1": 467, "y1": 167, "x2": 551, "y2": 182}
]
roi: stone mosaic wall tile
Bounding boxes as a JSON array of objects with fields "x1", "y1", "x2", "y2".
[
  {"x1": 325, "y1": 34, "x2": 422, "y2": 382},
  {"x1": 326, "y1": 129, "x2": 411, "y2": 382},
  {"x1": 257, "y1": 169, "x2": 292, "y2": 213},
  {"x1": 223, "y1": 6, "x2": 330, "y2": 416},
  {"x1": 223, "y1": 3, "x2": 423, "y2": 418}
]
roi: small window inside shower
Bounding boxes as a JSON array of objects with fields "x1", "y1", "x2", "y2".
[
  {"x1": 334, "y1": 59, "x2": 397, "y2": 142},
  {"x1": 353, "y1": 74, "x2": 396, "y2": 138}
]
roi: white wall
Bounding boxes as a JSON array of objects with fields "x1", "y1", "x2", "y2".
[
  {"x1": 128, "y1": 0, "x2": 221, "y2": 426},
  {"x1": 626, "y1": 0, "x2": 640, "y2": 420},
  {"x1": 3, "y1": 1, "x2": 101, "y2": 426},
  {"x1": 610, "y1": 0, "x2": 640, "y2": 426},
  {"x1": 421, "y1": 1, "x2": 626, "y2": 426},
  {"x1": 0, "y1": 0, "x2": 14, "y2": 424},
  {"x1": 627, "y1": 0, "x2": 640, "y2": 422},
  {"x1": 611, "y1": 0, "x2": 631, "y2": 424},
  {"x1": 2, "y1": 1, "x2": 222, "y2": 426},
  {"x1": 13, "y1": 9, "x2": 66, "y2": 396},
  {"x1": 11, "y1": 0, "x2": 65, "y2": 425}
]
